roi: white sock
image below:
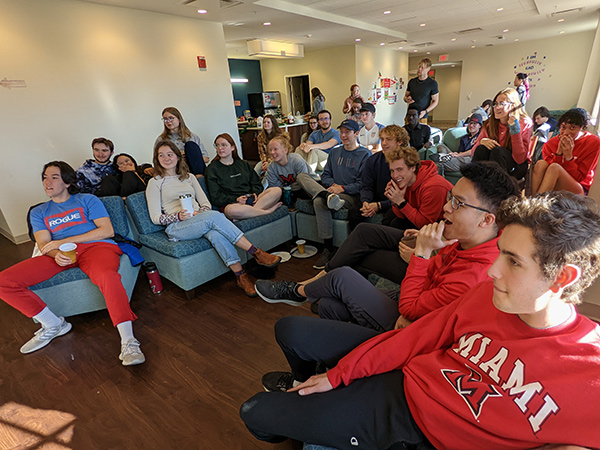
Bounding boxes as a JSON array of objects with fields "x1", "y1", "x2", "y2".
[
  {"x1": 116, "y1": 321, "x2": 135, "y2": 345},
  {"x1": 33, "y1": 307, "x2": 61, "y2": 329}
]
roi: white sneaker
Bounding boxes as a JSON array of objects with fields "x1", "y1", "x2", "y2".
[
  {"x1": 20, "y1": 318, "x2": 72, "y2": 354},
  {"x1": 327, "y1": 193, "x2": 345, "y2": 211},
  {"x1": 119, "y1": 338, "x2": 145, "y2": 366}
]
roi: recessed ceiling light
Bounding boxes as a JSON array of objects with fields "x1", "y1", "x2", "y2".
[
  {"x1": 383, "y1": 10, "x2": 391, "y2": 15},
  {"x1": 197, "y1": 9, "x2": 207, "y2": 14},
  {"x1": 420, "y1": 23, "x2": 426, "y2": 27},
  {"x1": 497, "y1": 7, "x2": 504, "y2": 12},
  {"x1": 471, "y1": 45, "x2": 476, "y2": 48},
  {"x1": 559, "y1": 31, "x2": 565, "y2": 34},
  {"x1": 398, "y1": 46, "x2": 403, "y2": 49},
  {"x1": 451, "y1": 64, "x2": 455, "y2": 67},
  {"x1": 514, "y1": 38, "x2": 519, "y2": 41},
  {"x1": 426, "y1": 51, "x2": 431, "y2": 54},
  {"x1": 380, "y1": 42, "x2": 385, "y2": 46},
  {"x1": 503, "y1": 29, "x2": 509, "y2": 33},
  {"x1": 355, "y1": 38, "x2": 361, "y2": 42},
  {"x1": 451, "y1": 38, "x2": 456, "y2": 41},
  {"x1": 413, "y1": 50, "x2": 418, "y2": 53},
  {"x1": 558, "y1": 18, "x2": 565, "y2": 22},
  {"x1": 263, "y1": 22, "x2": 271, "y2": 26}
]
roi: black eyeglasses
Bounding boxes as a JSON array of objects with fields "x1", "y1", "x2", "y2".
[{"x1": 447, "y1": 191, "x2": 491, "y2": 213}]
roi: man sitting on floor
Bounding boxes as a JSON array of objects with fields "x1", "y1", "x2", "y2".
[
  {"x1": 0, "y1": 161, "x2": 144, "y2": 366},
  {"x1": 241, "y1": 191, "x2": 600, "y2": 450},
  {"x1": 76, "y1": 137, "x2": 118, "y2": 194},
  {"x1": 296, "y1": 119, "x2": 371, "y2": 270},
  {"x1": 256, "y1": 162, "x2": 518, "y2": 334}
]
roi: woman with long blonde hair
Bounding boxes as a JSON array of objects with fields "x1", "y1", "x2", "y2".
[{"x1": 472, "y1": 88, "x2": 532, "y2": 179}]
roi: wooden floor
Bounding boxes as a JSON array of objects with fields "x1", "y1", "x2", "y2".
[{"x1": 0, "y1": 235, "x2": 316, "y2": 450}]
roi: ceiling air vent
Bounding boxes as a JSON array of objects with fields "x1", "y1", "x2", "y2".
[
  {"x1": 220, "y1": 0, "x2": 244, "y2": 9},
  {"x1": 551, "y1": 7, "x2": 582, "y2": 16},
  {"x1": 413, "y1": 42, "x2": 436, "y2": 48},
  {"x1": 455, "y1": 27, "x2": 483, "y2": 35}
]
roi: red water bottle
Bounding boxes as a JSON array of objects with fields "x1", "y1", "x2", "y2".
[{"x1": 144, "y1": 262, "x2": 163, "y2": 294}]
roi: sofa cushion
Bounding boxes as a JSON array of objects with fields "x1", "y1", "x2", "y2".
[
  {"x1": 295, "y1": 199, "x2": 348, "y2": 220},
  {"x1": 30, "y1": 265, "x2": 89, "y2": 289},
  {"x1": 100, "y1": 196, "x2": 130, "y2": 237},
  {"x1": 126, "y1": 191, "x2": 165, "y2": 235},
  {"x1": 235, "y1": 205, "x2": 289, "y2": 232},
  {"x1": 442, "y1": 127, "x2": 468, "y2": 153},
  {"x1": 138, "y1": 232, "x2": 214, "y2": 258}
]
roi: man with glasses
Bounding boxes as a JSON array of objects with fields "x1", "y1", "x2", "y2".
[
  {"x1": 254, "y1": 162, "x2": 517, "y2": 335},
  {"x1": 298, "y1": 110, "x2": 341, "y2": 156},
  {"x1": 76, "y1": 137, "x2": 118, "y2": 194}
]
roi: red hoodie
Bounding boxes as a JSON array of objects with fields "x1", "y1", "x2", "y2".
[
  {"x1": 392, "y1": 160, "x2": 453, "y2": 228},
  {"x1": 398, "y1": 237, "x2": 499, "y2": 321},
  {"x1": 327, "y1": 280, "x2": 600, "y2": 450}
]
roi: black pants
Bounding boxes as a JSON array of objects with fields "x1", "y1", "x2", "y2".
[
  {"x1": 325, "y1": 223, "x2": 408, "y2": 285},
  {"x1": 184, "y1": 141, "x2": 207, "y2": 175},
  {"x1": 472, "y1": 144, "x2": 528, "y2": 179},
  {"x1": 240, "y1": 316, "x2": 432, "y2": 449},
  {"x1": 304, "y1": 266, "x2": 399, "y2": 331}
]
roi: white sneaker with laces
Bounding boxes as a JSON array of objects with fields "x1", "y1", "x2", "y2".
[
  {"x1": 20, "y1": 318, "x2": 72, "y2": 354},
  {"x1": 119, "y1": 338, "x2": 145, "y2": 366}
]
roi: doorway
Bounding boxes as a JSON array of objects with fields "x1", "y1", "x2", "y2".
[{"x1": 286, "y1": 75, "x2": 311, "y2": 115}]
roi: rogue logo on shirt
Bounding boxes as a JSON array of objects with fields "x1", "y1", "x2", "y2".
[{"x1": 45, "y1": 207, "x2": 88, "y2": 232}]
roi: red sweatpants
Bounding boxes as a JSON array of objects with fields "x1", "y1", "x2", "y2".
[{"x1": 0, "y1": 242, "x2": 137, "y2": 326}]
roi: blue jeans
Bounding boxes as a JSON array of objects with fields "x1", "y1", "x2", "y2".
[{"x1": 165, "y1": 210, "x2": 243, "y2": 267}]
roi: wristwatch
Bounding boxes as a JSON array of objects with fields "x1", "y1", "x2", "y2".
[{"x1": 396, "y1": 200, "x2": 407, "y2": 209}]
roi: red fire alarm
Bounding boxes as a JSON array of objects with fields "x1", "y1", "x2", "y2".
[{"x1": 197, "y1": 56, "x2": 207, "y2": 69}]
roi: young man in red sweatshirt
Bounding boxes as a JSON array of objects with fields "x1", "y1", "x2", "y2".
[
  {"x1": 241, "y1": 192, "x2": 600, "y2": 450},
  {"x1": 256, "y1": 162, "x2": 518, "y2": 332}
]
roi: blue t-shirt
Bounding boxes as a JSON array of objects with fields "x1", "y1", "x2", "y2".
[
  {"x1": 308, "y1": 128, "x2": 341, "y2": 153},
  {"x1": 30, "y1": 193, "x2": 114, "y2": 245}
]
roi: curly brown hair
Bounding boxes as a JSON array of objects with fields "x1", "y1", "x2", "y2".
[
  {"x1": 496, "y1": 192, "x2": 600, "y2": 304},
  {"x1": 384, "y1": 145, "x2": 421, "y2": 171},
  {"x1": 380, "y1": 125, "x2": 410, "y2": 147}
]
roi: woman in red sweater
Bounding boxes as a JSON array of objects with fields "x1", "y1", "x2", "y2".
[
  {"x1": 531, "y1": 108, "x2": 599, "y2": 195},
  {"x1": 472, "y1": 87, "x2": 532, "y2": 179}
]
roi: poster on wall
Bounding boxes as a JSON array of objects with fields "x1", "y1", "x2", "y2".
[
  {"x1": 512, "y1": 52, "x2": 547, "y2": 91},
  {"x1": 367, "y1": 73, "x2": 403, "y2": 106}
]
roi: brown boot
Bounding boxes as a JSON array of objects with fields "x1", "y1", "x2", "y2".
[
  {"x1": 253, "y1": 248, "x2": 281, "y2": 268},
  {"x1": 237, "y1": 273, "x2": 257, "y2": 297}
]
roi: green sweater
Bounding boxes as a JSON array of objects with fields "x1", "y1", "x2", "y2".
[{"x1": 205, "y1": 159, "x2": 264, "y2": 207}]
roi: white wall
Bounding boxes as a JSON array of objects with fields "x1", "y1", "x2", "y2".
[
  {"x1": 410, "y1": 31, "x2": 595, "y2": 120},
  {"x1": 0, "y1": 0, "x2": 238, "y2": 242},
  {"x1": 354, "y1": 46, "x2": 408, "y2": 126}
]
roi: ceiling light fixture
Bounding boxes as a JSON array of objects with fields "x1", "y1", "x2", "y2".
[
  {"x1": 451, "y1": 38, "x2": 456, "y2": 41},
  {"x1": 263, "y1": 22, "x2": 271, "y2": 26},
  {"x1": 383, "y1": 10, "x2": 391, "y2": 15},
  {"x1": 503, "y1": 29, "x2": 509, "y2": 33},
  {"x1": 355, "y1": 38, "x2": 361, "y2": 42},
  {"x1": 247, "y1": 39, "x2": 304, "y2": 58},
  {"x1": 420, "y1": 23, "x2": 426, "y2": 27},
  {"x1": 426, "y1": 51, "x2": 431, "y2": 54},
  {"x1": 514, "y1": 38, "x2": 519, "y2": 41},
  {"x1": 197, "y1": 9, "x2": 207, "y2": 14},
  {"x1": 398, "y1": 46, "x2": 403, "y2": 49},
  {"x1": 413, "y1": 50, "x2": 418, "y2": 52},
  {"x1": 471, "y1": 45, "x2": 475, "y2": 48},
  {"x1": 380, "y1": 42, "x2": 385, "y2": 46},
  {"x1": 497, "y1": 7, "x2": 504, "y2": 12},
  {"x1": 230, "y1": 78, "x2": 248, "y2": 83},
  {"x1": 558, "y1": 18, "x2": 565, "y2": 22},
  {"x1": 559, "y1": 31, "x2": 565, "y2": 34}
]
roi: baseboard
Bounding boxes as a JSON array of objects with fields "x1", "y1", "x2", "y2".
[{"x1": 0, "y1": 228, "x2": 30, "y2": 245}]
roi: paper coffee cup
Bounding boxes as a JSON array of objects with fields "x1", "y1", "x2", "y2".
[
  {"x1": 179, "y1": 195, "x2": 194, "y2": 215},
  {"x1": 59, "y1": 243, "x2": 77, "y2": 264},
  {"x1": 296, "y1": 239, "x2": 306, "y2": 254}
]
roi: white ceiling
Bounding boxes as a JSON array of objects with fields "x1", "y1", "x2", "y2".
[{"x1": 78, "y1": 0, "x2": 600, "y2": 58}]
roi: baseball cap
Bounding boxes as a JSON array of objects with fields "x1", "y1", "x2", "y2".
[
  {"x1": 468, "y1": 113, "x2": 484, "y2": 125},
  {"x1": 338, "y1": 119, "x2": 360, "y2": 132},
  {"x1": 359, "y1": 103, "x2": 376, "y2": 114}
]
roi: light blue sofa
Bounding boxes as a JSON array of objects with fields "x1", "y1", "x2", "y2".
[
  {"x1": 293, "y1": 199, "x2": 384, "y2": 247},
  {"x1": 29, "y1": 196, "x2": 141, "y2": 318},
  {"x1": 125, "y1": 187, "x2": 293, "y2": 298}
]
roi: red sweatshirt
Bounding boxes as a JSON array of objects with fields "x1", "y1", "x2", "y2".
[
  {"x1": 392, "y1": 160, "x2": 452, "y2": 228},
  {"x1": 474, "y1": 117, "x2": 533, "y2": 164},
  {"x1": 327, "y1": 280, "x2": 600, "y2": 450},
  {"x1": 398, "y1": 237, "x2": 499, "y2": 321},
  {"x1": 542, "y1": 132, "x2": 600, "y2": 192}
]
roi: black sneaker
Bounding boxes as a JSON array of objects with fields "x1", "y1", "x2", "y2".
[
  {"x1": 313, "y1": 248, "x2": 335, "y2": 270},
  {"x1": 262, "y1": 371, "x2": 296, "y2": 392},
  {"x1": 255, "y1": 280, "x2": 307, "y2": 306}
]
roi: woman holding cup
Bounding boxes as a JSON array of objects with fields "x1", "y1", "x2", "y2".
[
  {"x1": 205, "y1": 133, "x2": 282, "y2": 220},
  {"x1": 146, "y1": 141, "x2": 281, "y2": 296}
]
